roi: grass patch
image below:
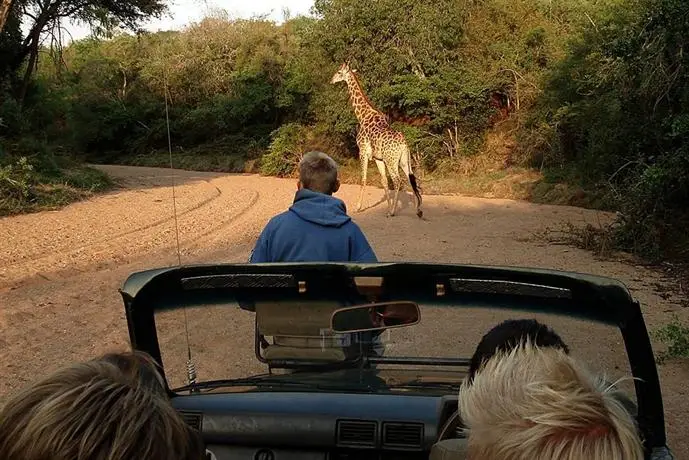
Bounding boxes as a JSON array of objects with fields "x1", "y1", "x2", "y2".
[
  {"x1": 335, "y1": 157, "x2": 542, "y2": 199},
  {"x1": 528, "y1": 181, "x2": 610, "y2": 210},
  {"x1": 87, "y1": 134, "x2": 267, "y2": 174},
  {"x1": 0, "y1": 144, "x2": 113, "y2": 217},
  {"x1": 334, "y1": 127, "x2": 549, "y2": 200},
  {"x1": 110, "y1": 137, "x2": 265, "y2": 174},
  {"x1": 0, "y1": 163, "x2": 112, "y2": 217},
  {"x1": 523, "y1": 164, "x2": 616, "y2": 210},
  {"x1": 653, "y1": 316, "x2": 689, "y2": 363}
]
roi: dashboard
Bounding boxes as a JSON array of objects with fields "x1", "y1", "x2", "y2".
[{"x1": 171, "y1": 391, "x2": 458, "y2": 460}]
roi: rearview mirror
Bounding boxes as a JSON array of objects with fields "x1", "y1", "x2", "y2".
[{"x1": 330, "y1": 301, "x2": 420, "y2": 333}]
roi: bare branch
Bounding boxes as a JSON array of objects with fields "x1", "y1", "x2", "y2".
[
  {"x1": 22, "y1": 4, "x2": 38, "y2": 21},
  {"x1": 500, "y1": 68, "x2": 541, "y2": 91},
  {"x1": 584, "y1": 12, "x2": 599, "y2": 33}
]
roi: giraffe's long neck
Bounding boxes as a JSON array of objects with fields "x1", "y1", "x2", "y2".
[{"x1": 345, "y1": 73, "x2": 383, "y2": 123}]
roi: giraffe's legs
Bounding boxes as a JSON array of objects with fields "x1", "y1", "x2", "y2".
[
  {"x1": 356, "y1": 140, "x2": 373, "y2": 212},
  {"x1": 356, "y1": 155, "x2": 368, "y2": 212},
  {"x1": 374, "y1": 159, "x2": 390, "y2": 211},
  {"x1": 399, "y1": 144, "x2": 422, "y2": 218},
  {"x1": 388, "y1": 167, "x2": 402, "y2": 217}
]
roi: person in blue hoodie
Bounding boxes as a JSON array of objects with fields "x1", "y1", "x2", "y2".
[
  {"x1": 249, "y1": 151, "x2": 377, "y2": 263},
  {"x1": 249, "y1": 151, "x2": 383, "y2": 357}
]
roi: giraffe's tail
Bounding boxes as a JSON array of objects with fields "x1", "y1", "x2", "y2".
[
  {"x1": 400, "y1": 146, "x2": 423, "y2": 218},
  {"x1": 409, "y1": 173, "x2": 423, "y2": 218}
]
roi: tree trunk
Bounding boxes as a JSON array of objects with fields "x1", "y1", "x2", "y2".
[
  {"x1": 0, "y1": 0, "x2": 13, "y2": 33},
  {"x1": 18, "y1": 39, "x2": 39, "y2": 106},
  {"x1": 17, "y1": 2, "x2": 54, "y2": 106},
  {"x1": 12, "y1": 1, "x2": 59, "y2": 74}
]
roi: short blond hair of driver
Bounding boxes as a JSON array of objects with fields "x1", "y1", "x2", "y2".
[
  {"x1": 458, "y1": 340, "x2": 644, "y2": 460},
  {"x1": 0, "y1": 352, "x2": 204, "y2": 460}
]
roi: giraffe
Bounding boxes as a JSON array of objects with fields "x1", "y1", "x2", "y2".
[{"x1": 331, "y1": 62, "x2": 423, "y2": 218}]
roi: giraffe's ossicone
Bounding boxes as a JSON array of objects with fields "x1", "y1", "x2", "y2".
[{"x1": 331, "y1": 62, "x2": 423, "y2": 218}]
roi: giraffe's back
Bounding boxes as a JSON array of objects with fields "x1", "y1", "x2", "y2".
[
  {"x1": 375, "y1": 126, "x2": 407, "y2": 150},
  {"x1": 358, "y1": 112, "x2": 411, "y2": 164}
]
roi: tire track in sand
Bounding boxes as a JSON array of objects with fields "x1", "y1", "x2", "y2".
[
  {"x1": 0, "y1": 180, "x2": 221, "y2": 269},
  {"x1": 0, "y1": 175, "x2": 261, "y2": 288}
]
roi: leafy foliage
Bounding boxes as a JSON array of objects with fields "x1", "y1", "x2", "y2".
[
  {"x1": 0, "y1": 155, "x2": 34, "y2": 204},
  {"x1": 261, "y1": 123, "x2": 310, "y2": 177},
  {"x1": 0, "y1": 142, "x2": 112, "y2": 216},
  {"x1": 654, "y1": 315, "x2": 689, "y2": 361},
  {"x1": 518, "y1": 0, "x2": 689, "y2": 261},
  {"x1": 3, "y1": 0, "x2": 576, "y2": 166}
]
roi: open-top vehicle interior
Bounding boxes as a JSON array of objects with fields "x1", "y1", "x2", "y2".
[{"x1": 120, "y1": 262, "x2": 674, "y2": 460}]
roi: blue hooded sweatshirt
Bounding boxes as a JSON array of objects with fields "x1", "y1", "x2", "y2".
[{"x1": 250, "y1": 189, "x2": 377, "y2": 263}]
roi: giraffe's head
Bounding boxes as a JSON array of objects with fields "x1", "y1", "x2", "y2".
[{"x1": 330, "y1": 62, "x2": 356, "y2": 84}]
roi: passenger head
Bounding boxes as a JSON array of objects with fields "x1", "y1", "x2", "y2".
[
  {"x1": 298, "y1": 151, "x2": 340, "y2": 195},
  {"x1": 468, "y1": 319, "x2": 569, "y2": 382},
  {"x1": 100, "y1": 350, "x2": 167, "y2": 396},
  {"x1": 0, "y1": 351, "x2": 204, "y2": 460},
  {"x1": 459, "y1": 341, "x2": 644, "y2": 460}
]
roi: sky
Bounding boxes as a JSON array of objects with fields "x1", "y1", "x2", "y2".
[{"x1": 61, "y1": 0, "x2": 315, "y2": 42}]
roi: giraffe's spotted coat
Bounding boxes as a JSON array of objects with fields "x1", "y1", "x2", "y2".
[{"x1": 331, "y1": 63, "x2": 423, "y2": 218}]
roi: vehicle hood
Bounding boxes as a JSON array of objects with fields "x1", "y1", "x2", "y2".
[{"x1": 199, "y1": 368, "x2": 466, "y2": 395}]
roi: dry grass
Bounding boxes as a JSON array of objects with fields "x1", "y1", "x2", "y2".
[
  {"x1": 538, "y1": 221, "x2": 619, "y2": 258},
  {"x1": 336, "y1": 127, "x2": 545, "y2": 201}
]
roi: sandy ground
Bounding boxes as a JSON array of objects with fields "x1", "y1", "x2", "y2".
[{"x1": 0, "y1": 164, "x2": 687, "y2": 456}]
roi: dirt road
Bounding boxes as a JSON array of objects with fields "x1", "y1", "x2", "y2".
[{"x1": 1, "y1": 165, "x2": 687, "y2": 456}]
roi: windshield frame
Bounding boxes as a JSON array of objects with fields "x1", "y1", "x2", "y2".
[{"x1": 120, "y1": 262, "x2": 666, "y2": 451}]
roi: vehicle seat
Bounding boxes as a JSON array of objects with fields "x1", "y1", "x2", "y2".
[
  {"x1": 429, "y1": 438, "x2": 469, "y2": 460},
  {"x1": 255, "y1": 301, "x2": 350, "y2": 362}
]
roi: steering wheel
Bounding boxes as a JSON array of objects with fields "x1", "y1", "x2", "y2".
[{"x1": 437, "y1": 410, "x2": 463, "y2": 441}]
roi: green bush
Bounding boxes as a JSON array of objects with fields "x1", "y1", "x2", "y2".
[
  {"x1": 0, "y1": 142, "x2": 112, "y2": 216},
  {"x1": 654, "y1": 316, "x2": 689, "y2": 361},
  {"x1": 517, "y1": 0, "x2": 689, "y2": 261},
  {"x1": 260, "y1": 123, "x2": 311, "y2": 177},
  {"x1": 0, "y1": 156, "x2": 35, "y2": 206}
]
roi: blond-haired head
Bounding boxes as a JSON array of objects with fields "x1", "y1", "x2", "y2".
[
  {"x1": 0, "y1": 351, "x2": 203, "y2": 460},
  {"x1": 458, "y1": 341, "x2": 644, "y2": 460}
]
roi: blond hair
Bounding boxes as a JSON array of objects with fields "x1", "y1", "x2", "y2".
[
  {"x1": 100, "y1": 350, "x2": 168, "y2": 395},
  {"x1": 0, "y1": 352, "x2": 203, "y2": 460},
  {"x1": 458, "y1": 341, "x2": 644, "y2": 460}
]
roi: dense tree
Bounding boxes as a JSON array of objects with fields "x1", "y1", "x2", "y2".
[
  {"x1": 519, "y1": 0, "x2": 689, "y2": 259},
  {"x1": 12, "y1": 0, "x2": 166, "y2": 103}
]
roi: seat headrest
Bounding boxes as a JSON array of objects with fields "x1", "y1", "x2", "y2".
[
  {"x1": 255, "y1": 301, "x2": 345, "y2": 336},
  {"x1": 429, "y1": 438, "x2": 469, "y2": 460}
]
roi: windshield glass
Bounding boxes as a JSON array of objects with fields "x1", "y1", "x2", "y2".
[{"x1": 155, "y1": 300, "x2": 637, "y2": 402}]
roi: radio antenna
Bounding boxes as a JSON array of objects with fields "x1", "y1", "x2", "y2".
[
  {"x1": 163, "y1": 68, "x2": 196, "y2": 388},
  {"x1": 164, "y1": 72, "x2": 182, "y2": 266}
]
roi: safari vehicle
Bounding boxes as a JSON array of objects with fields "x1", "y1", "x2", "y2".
[{"x1": 120, "y1": 263, "x2": 674, "y2": 460}]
